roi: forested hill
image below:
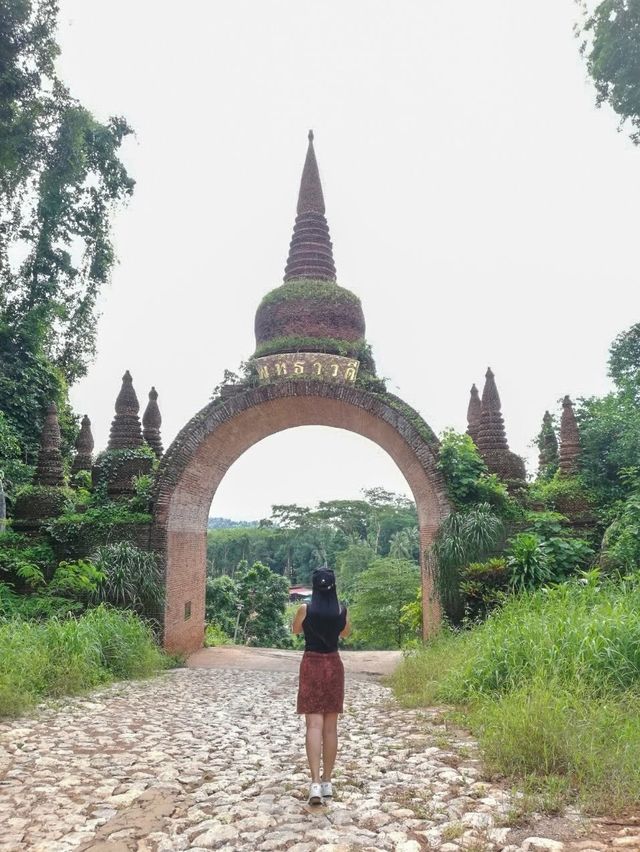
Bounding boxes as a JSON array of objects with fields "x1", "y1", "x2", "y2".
[{"x1": 207, "y1": 517, "x2": 259, "y2": 529}]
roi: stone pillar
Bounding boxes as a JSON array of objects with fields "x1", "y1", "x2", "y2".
[
  {"x1": 71, "y1": 415, "x2": 94, "y2": 475},
  {"x1": 142, "y1": 387, "x2": 163, "y2": 459}
]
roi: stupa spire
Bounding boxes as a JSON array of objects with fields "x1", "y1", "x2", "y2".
[
  {"x1": 107, "y1": 370, "x2": 144, "y2": 450},
  {"x1": 466, "y1": 384, "x2": 482, "y2": 445},
  {"x1": 143, "y1": 387, "x2": 163, "y2": 459},
  {"x1": 537, "y1": 410, "x2": 559, "y2": 477},
  {"x1": 475, "y1": 367, "x2": 526, "y2": 486},
  {"x1": 34, "y1": 403, "x2": 65, "y2": 486},
  {"x1": 71, "y1": 415, "x2": 94, "y2": 474},
  {"x1": 284, "y1": 130, "x2": 336, "y2": 282},
  {"x1": 477, "y1": 368, "x2": 508, "y2": 452},
  {"x1": 559, "y1": 395, "x2": 581, "y2": 476}
]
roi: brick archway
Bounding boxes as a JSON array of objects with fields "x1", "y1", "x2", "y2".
[{"x1": 151, "y1": 382, "x2": 451, "y2": 654}]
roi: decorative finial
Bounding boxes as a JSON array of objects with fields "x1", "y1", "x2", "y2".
[{"x1": 308, "y1": 129, "x2": 314, "y2": 142}]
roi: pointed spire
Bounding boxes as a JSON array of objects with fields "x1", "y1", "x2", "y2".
[
  {"x1": 475, "y1": 368, "x2": 526, "y2": 485},
  {"x1": 284, "y1": 130, "x2": 336, "y2": 282},
  {"x1": 537, "y1": 410, "x2": 559, "y2": 477},
  {"x1": 71, "y1": 415, "x2": 94, "y2": 474},
  {"x1": 559, "y1": 395, "x2": 581, "y2": 476},
  {"x1": 477, "y1": 368, "x2": 509, "y2": 452},
  {"x1": 466, "y1": 384, "x2": 482, "y2": 445},
  {"x1": 34, "y1": 403, "x2": 65, "y2": 486},
  {"x1": 107, "y1": 370, "x2": 144, "y2": 450},
  {"x1": 143, "y1": 387, "x2": 163, "y2": 459}
]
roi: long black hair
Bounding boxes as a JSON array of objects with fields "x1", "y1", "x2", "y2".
[{"x1": 308, "y1": 567, "x2": 341, "y2": 618}]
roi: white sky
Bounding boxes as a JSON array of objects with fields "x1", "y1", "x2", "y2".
[{"x1": 61, "y1": 0, "x2": 638, "y2": 521}]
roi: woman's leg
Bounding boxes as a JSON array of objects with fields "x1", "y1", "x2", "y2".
[
  {"x1": 321, "y1": 713, "x2": 339, "y2": 781},
  {"x1": 305, "y1": 714, "x2": 323, "y2": 783}
]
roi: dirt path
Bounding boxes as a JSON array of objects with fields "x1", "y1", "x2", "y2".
[
  {"x1": 187, "y1": 647, "x2": 402, "y2": 679},
  {"x1": 0, "y1": 648, "x2": 635, "y2": 851}
]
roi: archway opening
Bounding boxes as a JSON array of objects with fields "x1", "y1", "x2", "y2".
[{"x1": 152, "y1": 385, "x2": 450, "y2": 654}]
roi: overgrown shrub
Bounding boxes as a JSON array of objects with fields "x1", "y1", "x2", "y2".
[
  {"x1": 0, "y1": 606, "x2": 166, "y2": 717},
  {"x1": 391, "y1": 573, "x2": 640, "y2": 812},
  {"x1": 91, "y1": 542, "x2": 163, "y2": 621}
]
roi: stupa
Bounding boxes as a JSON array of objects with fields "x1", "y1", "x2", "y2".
[
  {"x1": 142, "y1": 387, "x2": 163, "y2": 459},
  {"x1": 72, "y1": 415, "x2": 95, "y2": 475},
  {"x1": 466, "y1": 384, "x2": 482, "y2": 445},
  {"x1": 559, "y1": 396, "x2": 581, "y2": 476},
  {"x1": 253, "y1": 131, "x2": 375, "y2": 380},
  {"x1": 475, "y1": 368, "x2": 526, "y2": 486}
]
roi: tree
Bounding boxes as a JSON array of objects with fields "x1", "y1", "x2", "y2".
[
  {"x1": 236, "y1": 561, "x2": 290, "y2": 647},
  {"x1": 350, "y1": 557, "x2": 421, "y2": 648},
  {"x1": 389, "y1": 526, "x2": 420, "y2": 562},
  {"x1": 536, "y1": 412, "x2": 559, "y2": 481},
  {"x1": 205, "y1": 575, "x2": 240, "y2": 635},
  {"x1": 609, "y1": 322, "x2": 640, "y2": 402},
  {"x1": 0, "y1": 0, "x2": 134, "y2": 493},
  {"x1": 335, "y1": 540, "x2": 376, "y2": 601},
  {"x1": 578, "y1": 0, "x2": 640, "y2": 145}
]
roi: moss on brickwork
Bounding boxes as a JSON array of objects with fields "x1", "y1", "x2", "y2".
[{"x1": 258, "y1": 279, "x2": 362, "y2": 310}]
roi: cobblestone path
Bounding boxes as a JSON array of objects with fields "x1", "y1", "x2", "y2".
[{"x1": 0, "y1": 665, "x2": 631, "y2": 852}]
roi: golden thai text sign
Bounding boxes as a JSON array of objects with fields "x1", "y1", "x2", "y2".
[{"x1": 254, "y1": 353, "x2": 360, "y2": 385}]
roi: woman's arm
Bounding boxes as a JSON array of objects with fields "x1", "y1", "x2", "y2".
[
  {"x1": 339, "y1": 608, "x2": 351, "y2": 638},
  {"x1": 291, "y1": 603, "x2": 307, "y2": 635}
]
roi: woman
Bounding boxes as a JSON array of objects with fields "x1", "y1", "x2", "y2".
[{"x1": 292, "y1": 566, "x2": 351, "y2": 805}]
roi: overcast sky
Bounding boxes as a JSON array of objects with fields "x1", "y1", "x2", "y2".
[{"x1": 60, "y1": 0, "x2": 637, "y2": 520}]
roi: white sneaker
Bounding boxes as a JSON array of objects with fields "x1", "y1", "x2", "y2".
[
  {"x1": 321, "y1": 781, "x2": 332, "y2": 799},
  {"x1": 308, "y1": 782, "x2": 322, "y2": 805}
]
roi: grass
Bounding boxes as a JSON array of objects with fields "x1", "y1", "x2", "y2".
[
  {"x1": 0, "y1": 605, "x2": 168, "y2": 717},
  {"x1": 390, "y1": 573, "x2": 640, "y2": 814}
]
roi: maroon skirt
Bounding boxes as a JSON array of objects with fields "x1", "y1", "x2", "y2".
[{"x1": 296, "y1": 651, "x2": 345, "y2": 714}]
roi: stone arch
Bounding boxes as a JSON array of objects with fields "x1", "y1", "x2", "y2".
[{"x1": 151, "y1": 381, "x2": 451, "y2": 654}]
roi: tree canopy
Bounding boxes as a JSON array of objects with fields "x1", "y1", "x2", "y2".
[
  {"x1": 578, "y1": 0, "x2": 640, "y2": 144},
  {"x1": 0, "y1": 0, "x2": 134, "y2": 497}
]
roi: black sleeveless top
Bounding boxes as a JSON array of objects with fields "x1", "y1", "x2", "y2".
[{"x1": 302, "y1": 605, "x2": 348, "y2": 653}]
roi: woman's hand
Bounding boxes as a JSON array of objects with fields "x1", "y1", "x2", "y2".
[{"x1": 291, "y1": 603, "x2": 307, "y2": 635}]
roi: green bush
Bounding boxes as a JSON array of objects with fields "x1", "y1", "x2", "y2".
[
  {"x1": 391, "y1": 574, "x2": 640, "y2": 812},
  {"x1": 437, "y1": 431, "x2": 519, "y2": 516},
  {"x1": 91, "y1": 542, "x2": 164, "y2": 621},
  {"x1": 600, "y1": 492, "x2": 640, "y2": 574},
  {"x1": 0, "y1": 606, "x2": 166, "y2": 717}
]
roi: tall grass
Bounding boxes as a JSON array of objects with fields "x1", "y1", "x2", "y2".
[
  {"x1": 0, "y1": 606, "x2": 168, "y2": 717},
  {"x1": 391, "y1": 574, "x2": 640, "y2": 813}
]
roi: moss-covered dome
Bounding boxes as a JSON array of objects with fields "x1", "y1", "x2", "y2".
[{"x1": 254, "y1": 278, "x2": 366, "y2": 354}]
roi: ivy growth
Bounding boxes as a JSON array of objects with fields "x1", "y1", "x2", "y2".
[{"x1": 258, "y1": 279, "x2": 362, "y2": 310}]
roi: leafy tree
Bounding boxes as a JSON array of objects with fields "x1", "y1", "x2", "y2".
[
  {"x1": 205, "y1": 574, "x2": 241, "y2": 636},
  {"x1": 536, "y1": 412, "x2": 559, "y2": 481},
  {"x1": 609, "y1": 322, "x2": 640, "y2": 402},
  {"x1": 0, "y1": 0, "x2": 134, "y2": 494},
  {"x1": 236, "y1": 561, "x2": 290, "y2": 647},
  {"x1": 434, "y1": 503, "x2": 505, "y2": 622},
  {"x1": 578, "y1": 0, "x2": 640, "y2": 145},
  {"x1": 350, "y1": 557, "x2": 421, "y2": 648},
  {"x1": 335, "y1": 540, "x2": 376, "y2": 601},
  {"x1": 437, "y1": 430, "x2": 514, "y2": 514},
  {"x1": 577, "y1": 324, "x2": 640, "y2": 509},
  {"x1": 389, "y1": 526, "x2": 420, "y2": 561}
]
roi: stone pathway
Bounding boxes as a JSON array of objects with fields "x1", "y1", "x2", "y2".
[{"x1": 0, "y1": 657, "x2": 635, "y2": 852}]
